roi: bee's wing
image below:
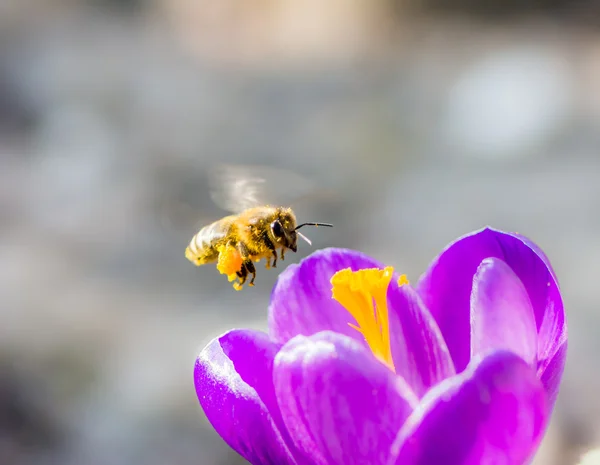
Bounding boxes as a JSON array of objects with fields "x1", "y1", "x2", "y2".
[{"x1": 208, "y1": 164, "x2": 317, "y2": 213}]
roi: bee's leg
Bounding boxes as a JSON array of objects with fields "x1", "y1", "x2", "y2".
[
  {"x1": 261, "y1": 232, "x2": 278, "y2": 268},
  {"x1": 235, "y1": 263, "x2": 248, "y2": 289},
  {"x1": 264, "y1": 250, "x2": 277, "y2": 269},
  {"x1": 267, "y1": 250, "x2": 277, "y2": 268},
  {"x1": 237, "y1": 242, "x2": 251, "y2": 262},
  {"x1": 280, "y1": 248, "x2": 285, "y2": 261},
  {"x1": 244, "y1": 260, "x2": 257, "y2": 287},
  {"x1": 236, "y1": 242, "x2": 255, "y2": 287},
  {"x1": 236, "y1": 264, "x2": 247, "y2": 282}
]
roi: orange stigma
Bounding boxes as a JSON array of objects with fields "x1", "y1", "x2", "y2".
[{"x1": 331, "y1": 267, "x2": 397, "y2": 372}]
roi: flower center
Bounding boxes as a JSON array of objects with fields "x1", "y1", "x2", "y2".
[{"x1": 331, "y1": 267, "x2": 409, "y2": 373}]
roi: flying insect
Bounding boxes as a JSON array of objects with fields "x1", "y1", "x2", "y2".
[{"x1": 184, "y1": 165, "x2": 333, "y2": 290}]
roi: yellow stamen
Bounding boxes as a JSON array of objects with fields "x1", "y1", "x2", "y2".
[
  {"x1": 398, "y1": 274, "x2": 409, "y2": 286},
  {"x1": 331, "y1": 267, "x2": 396, "y2": 372}
]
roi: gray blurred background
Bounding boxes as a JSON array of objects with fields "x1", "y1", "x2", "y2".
[{"x1": 1, "y1": 1, "x2": 599, "y2": 464}]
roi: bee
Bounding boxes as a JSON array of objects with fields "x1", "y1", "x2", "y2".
[{"x1": 184, "y1": 164, "x2": 333, "y2": 290}]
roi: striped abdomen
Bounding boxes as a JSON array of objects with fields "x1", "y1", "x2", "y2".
[{"x1": 185, "y1": 216, "x2": 236, "y2": 266}]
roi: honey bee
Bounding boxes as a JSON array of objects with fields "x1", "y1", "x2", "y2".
[{"x1": 185, "y1": 165, "x2": 333, "y2": 290}]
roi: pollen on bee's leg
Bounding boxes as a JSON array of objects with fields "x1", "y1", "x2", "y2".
[
  {"x1": 216, "y1": 245, "x2": 243, "y2": 277},
  {"x1": 331, "y1": 266, "x2": 398, "y2": 373}
]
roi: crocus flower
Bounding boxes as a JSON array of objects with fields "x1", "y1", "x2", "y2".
[{"x1": 195, "y1": 227, "x2": 567, "y2": 465}]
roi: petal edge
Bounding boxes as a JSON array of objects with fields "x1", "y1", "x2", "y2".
[
  {"x1": 195, "y1": 330, "x2": 296, "y2": 465},
  {"x1": 390, "y1": 351, "x2": 548, "y2": 465}
]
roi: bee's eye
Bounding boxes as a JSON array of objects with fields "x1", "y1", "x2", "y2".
[{"x1": 271, "y1": 220, "x2": 284, "y2": 238}]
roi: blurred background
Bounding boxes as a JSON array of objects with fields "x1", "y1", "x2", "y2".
[{"x1": 1, "y1": 0, "x2": 599, "y2": 464}]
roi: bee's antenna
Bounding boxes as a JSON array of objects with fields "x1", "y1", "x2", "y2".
[
  {"x1": 295, "y1": 222, "x2": 333, "y2": 230},
  {"x1": 294, "y1": 222, "x2": 332, "y2": 246},
  {"x1": 296, "y1": 231, "x2": 312, "y2": 246}
]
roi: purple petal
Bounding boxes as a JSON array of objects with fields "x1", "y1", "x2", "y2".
[
  {"x1": 194, "y1": 329, "x2": 297, "y2": 465},
  {"x1": 390, "y1": 351, "x2": 548, "y2": 465},
  {"x1": 273, "y1": 331, "x2": 417, "y2": 465},
  {"x1": 269, "y1": 247, "x2": 455, "y2": 398},
  {"x1": 512, "y1": 232, "x2": 559, "y2": 285},
  {"x1": 538, "y1": 340, "x2": 567, "y2": 412},
  {"x1": 416, "y1": 227, "x2": 566, "y2": 383},
  {"x1": 388, "y1": 284, "x2": 456, "y2": 397},
  {"x1": 471, "y1": 258, "x2": 538, "y2": 365},
  {"x1": 268, "y1": 248, "x2": 384, "y2": 345}
]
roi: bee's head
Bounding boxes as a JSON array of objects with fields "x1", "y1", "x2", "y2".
[
  {"x1": 270, "y1": 209, "x2": 298, "y2": 252},
  {"x1": 270, "y1": 208, "x2": 333, "y2": 252}
]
